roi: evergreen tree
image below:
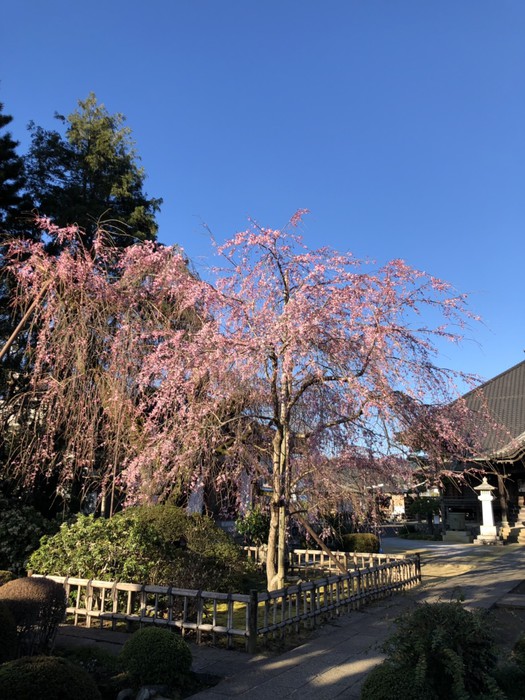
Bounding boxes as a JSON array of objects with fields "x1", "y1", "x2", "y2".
[
  {"x1": 25, "y1": 93, "x2": 162, "y2": 247},
  {"x1": 0, "y1": 102, "x2": 30, "y2": 231}
]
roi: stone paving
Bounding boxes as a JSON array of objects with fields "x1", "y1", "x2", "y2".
[{"x1": 55, "y1": 539, "x2": 525, "y2": 699}]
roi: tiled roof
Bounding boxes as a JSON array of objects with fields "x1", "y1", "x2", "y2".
[{"x1": 463, "y1": 360, "x2": 525, "y2": 461}]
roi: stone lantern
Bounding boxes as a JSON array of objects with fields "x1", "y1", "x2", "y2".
[{"x1": 473, "y1": 477, "x2": 502, "y2": 545}]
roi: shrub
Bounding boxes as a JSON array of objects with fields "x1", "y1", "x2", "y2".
[
  {"x1": 28, "y1": 505, "x2": 253, "y2": 592},
  {"x1": 0, "y1": 496, "x2": 57, "y2": 574},
  {"x1": 361, "y1": 661, "x2": 425, "y2": 700},
  {"x1": 0, "y1": 600, "x2": 18, "y2": 663},
  {"x1": 398, "y1": 523, "x2": 417, "y2": 535},
  {"x1": 0, "y1": 570, "x2": 15, "y2": 585},
  {"x1": 120, "y1": 626, "x2": 192, "y2": 688},
  {"x1": 0, "y1": 655, "x2": 102, "y2": 700},
  {"x1": 236, "y1": 507, "x2": 270, "y2": 545},
  {"x1": 58, "y1": 645, "x2": 121, "y2": 699},
  {"x1": 512, "y1": 634, "x2": 525, "y2": 668},
  {"x1": 380, "y1": 601, "x2": 503, "y2": 699},
  {"x1": 340, "y1": 533, "x2": 379, "y2": 553},
  {"x1": 0, "y1": 576, "x2": 66, "y2": 655},
  {"x1": 493, "y1": 663, "x2": 525, "y2": 700}
]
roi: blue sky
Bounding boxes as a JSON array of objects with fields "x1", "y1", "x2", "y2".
[{"x1": 1, "y1": 1, "x2": 524, "y2": 387}]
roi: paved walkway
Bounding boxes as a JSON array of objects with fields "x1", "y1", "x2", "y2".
[{"x1": 56, "y1": 540, "x2": 525, "y2": 699}]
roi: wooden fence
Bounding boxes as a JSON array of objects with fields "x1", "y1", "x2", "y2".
[
  {"x1": 244, "y1": 546, "x2": 406, "y2": 576},
  {"x1": 32, "y1": 551, "x2": 420, "y2": 652}
]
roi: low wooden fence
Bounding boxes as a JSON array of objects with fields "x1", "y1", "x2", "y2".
[
  {"x1": 244, "y1": 546, "x2": 405, "y2": 576},
  {"x1": 33, "y1": 552, "x2": 420, "y2": 652}
]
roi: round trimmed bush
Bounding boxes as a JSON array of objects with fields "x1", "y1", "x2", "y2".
[
  {"x1": 0, "y1": 600, "x2": 18, "y2": 662},
  {"x1": 0, "y1": 655, "x2": 102, "y2": 700},
  {"x1": 0, "y1": 577, "x2": 66, "y2": 655},
  {"x1": 120, "y1": 626, "x2": 192, "y2": 687}
]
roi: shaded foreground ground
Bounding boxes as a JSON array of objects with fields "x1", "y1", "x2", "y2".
[{"x1": 56, "y1": 539, "x2": 525, "y2": 699}]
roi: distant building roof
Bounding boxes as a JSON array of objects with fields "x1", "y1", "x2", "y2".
[{"x1": 463, "y1": 360, "x2": 525, "y2": 462}]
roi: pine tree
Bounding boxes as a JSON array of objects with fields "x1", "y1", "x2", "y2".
[
  {"x1": 0, "y1": 102, "x2": 29, "y2": 230},
  {"x1": 25, "y1": 93, "x2": 162, "y2": 247}
]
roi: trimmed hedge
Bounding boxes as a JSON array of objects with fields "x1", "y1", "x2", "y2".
[
  {"x1": 340, "y1": 533, "x2": 379, "y2": 553},
  {"x1": 0, "y1": 600, "x2": 18, "y2": 663},
  {"x1": 0, "y1": 577, "x2": 66, "y2": 655},
  {"x1": 120, "y1": 626, "x2": 192, "y2": 688}
]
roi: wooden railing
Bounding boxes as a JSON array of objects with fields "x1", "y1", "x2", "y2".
[
  {"x1": 244, "y1": 546, "x2": 405, "y2": 576},
  {"x1": 32, "y1": 552, "x2": 420, "y2": 652}
]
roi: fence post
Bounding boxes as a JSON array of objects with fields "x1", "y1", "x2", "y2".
[
  {"x1": 415, "y1": 553, "x2": 422, "y2": 583},
  {"x1": 247, "y1": 589, "x2": 259, "y2": 654}
]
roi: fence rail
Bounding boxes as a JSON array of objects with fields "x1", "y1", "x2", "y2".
[
  {"x1": 244, "y1": 546, "x2": 405, "y2": 575},
  {"x1": 32, "y1": 551, "x2": 420, "y2": 652}
]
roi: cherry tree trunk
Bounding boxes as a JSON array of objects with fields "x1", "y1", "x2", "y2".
[{"x1": 266, "y1": 428, "x2": 288, "y2": 591}]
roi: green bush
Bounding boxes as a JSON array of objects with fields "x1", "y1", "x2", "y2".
[
  {"x1": 361, "y1": 661, "x2": 424, "y2": 700},
  {"x1": 120, "y1": 626, "x2": 192, "y2": 688},
  {"x1": 492, "y1": 663, "x2": 525, "y2": 700},
  {"x1": 379, "y1": 601, "x2": 503, "y2": 699},
  {"x1": 0, "y1": 577, "x2": 66, "y2": 655},
  {"x1": 236, "y1": 507, "x2": 270, "y2": 545},
  {"x1": 0, "y1": 570, "x2": 15, "y2": 585},
  {"x1": 57, "y1": 645, "x2": 121, "y2": 699},
  {"x1": 0, "y1": 600, "x2": 18, "y2": 663},
  {"x1": 28, "y1": 505, "x2": 253, "y2": 592},
  {"x1": 0, "y1": 655, "x2": 102, "y2": 700},
  {"x1": 0, "y1": 496, "x2": 57, "y2": 574},
  {"x1": 340, "y1": 533, "x2": 379, "y2": 553},
  {"x1": 512, "y1": 634, "x2": 525, "y2": 668},
  {"x1": 405, "y1": 496, "x2": 440, "y2": 519}
]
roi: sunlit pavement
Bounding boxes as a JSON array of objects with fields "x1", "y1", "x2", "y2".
[{"x1": 187, "y1": 543, "x2": 525, "y2": 699}]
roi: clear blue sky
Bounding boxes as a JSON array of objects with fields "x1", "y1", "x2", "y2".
[{"x1": 1, "y1": 0, "x2": 524, "y2": 387}]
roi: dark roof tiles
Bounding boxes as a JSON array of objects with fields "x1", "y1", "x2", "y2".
[{"x1": 463, "y1": 360, "x2": 525, "y2": 461}]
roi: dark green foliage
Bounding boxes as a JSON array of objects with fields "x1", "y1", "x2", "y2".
[
  {"x1": 405, "y1": 496, "x2": 441, "y2": 519},
  {"x1": 25, "y1": 93, "x2": 161, "y2": 247},
  {"x1": 0, "y1": 496, "x2": 57, "y2": 573},
  {"x1": 492, "y1": 663, "x2": 525, "y2": 700},
  {"x1": 0, "y1": 570, "x2": 15, "y2": 585},
  {"x1": 0, "y1": 576, "x2": 66, "y2": 655},
  {"x1": 0, "y1": 655, "x2": 102, "y2": 700},
  {"x1": 57, "y1": 645, "x2": 121, "y2": 699},
  {"x1": 28, "y1": 505, "x2": 253, "y2": 592},
  {"x1": 0, "y1": 600, "x2": 18, "y2": 663},
  {"x1": 121, "y1": 626, "x2": 192, "y2": 688},
  {"x1": 0, "y1": 101, "x2": 27, "y2": 229},
  {"x1": 361, "y1": 661, "x2": 424, "y2": 700},
  {"x1": 340, "y1": 533, "x2": 379, "y2": 553},
  {"x1": 378, "y1": 602, "x2": 504, "y2": 699},
  {"x1": 236, "y1": 507, "x2": 270, "y2": 545},
  {"x1": 512, "y1": 634, "x2": 525, "y2": 668}
]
